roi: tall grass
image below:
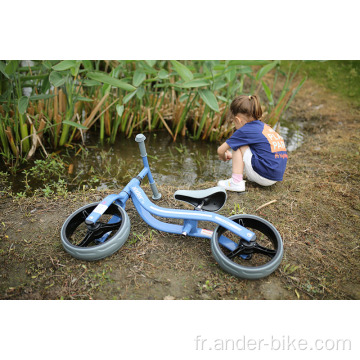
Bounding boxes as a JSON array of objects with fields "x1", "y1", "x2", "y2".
[{"x1": 0, "y1": 60, "x2": 305, "y2": 168}]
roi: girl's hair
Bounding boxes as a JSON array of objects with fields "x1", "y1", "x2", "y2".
[{"x1": 228, "y1": 94, "x2": 262, "y2": 121}]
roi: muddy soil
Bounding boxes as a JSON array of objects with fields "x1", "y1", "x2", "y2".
[{"x1": 0, "y1": 79, "x2": 359, "y2": 300}]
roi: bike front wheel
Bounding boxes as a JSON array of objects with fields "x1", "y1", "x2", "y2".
[
  {"x1": 61, "y1": 202, "x2": 130, "y2": 261},
  {"x1": 211, "y1": 214, "x2": 283, "y2": 280}
]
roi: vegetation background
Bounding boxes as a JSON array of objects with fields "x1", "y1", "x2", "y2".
[{"x1": 0, "y1": 59, "x2": 306, "y2": 167}]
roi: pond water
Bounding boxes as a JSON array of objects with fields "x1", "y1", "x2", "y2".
[
  {"x1": 66, "y1": 132, "x2": 231, "y2": 190},
  {"x1": 2, "y1": 122, "x2": 304, "y2": 194},
  {"x1": 279, "y1": 119, "x2": 304, "y2": 152}
]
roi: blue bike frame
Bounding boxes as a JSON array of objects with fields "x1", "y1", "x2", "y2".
[{"x1": 84, "y1": 134, "x2": 256, "y2": 252}]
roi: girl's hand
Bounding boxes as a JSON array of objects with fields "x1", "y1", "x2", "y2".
[
  {"x1": 219, "y1": 150, "x2": 232, "y2": 162},
  {"x1": 225, "y1": 150, "x2": 232, "y2": 161},
  {"x1": 217, "y1": 142, "x2": 231, "y2": 162}
]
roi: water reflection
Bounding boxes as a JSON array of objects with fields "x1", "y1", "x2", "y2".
[
  {"x1": 279, "y1": 121, "x2": 304, "y2": 152},
  {"x1": 67, "y1": 133, "x2": 231, "y2": 190}
]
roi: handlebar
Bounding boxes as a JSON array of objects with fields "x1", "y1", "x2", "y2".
[{"x1": 135, "y1": 134, "x2": 161, "y2": 201}]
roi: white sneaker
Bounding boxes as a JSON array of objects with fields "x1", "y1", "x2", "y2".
[{"x1": 217, "y1": 178, "x2": 246, "y2": 192}]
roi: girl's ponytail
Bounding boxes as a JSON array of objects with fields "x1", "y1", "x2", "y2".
[
  {"x1": 249, "y1": 94, "x2": 262, "y2": 120},
  {"x1": 229, "y1": 94, "x2": 263, "y2": 121}
]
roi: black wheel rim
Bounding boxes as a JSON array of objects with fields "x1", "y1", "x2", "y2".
[{"x1": 64, "y1": 203, "x2": 123, "y2": 247}]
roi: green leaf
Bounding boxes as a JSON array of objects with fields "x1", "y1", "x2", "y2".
[
  {"x1": 29, "y1": 94, "x2": 56, "y2": 101},
  {"x1": 216, "y1": 95, "x2": 229, "y2": 103},
  {"x1": 236, "y1": 66, "x2": 253, "y2": 74},
  {"x1": 0, "y1": 61, "x2": 10, "y2": 79},
  {"x1": 225, "y1": 67, "x2": 236, "y2": 82},
  {"x1": 42, "y1": 61, "x2": 53, "y2": 70},
  {"x1": 132, "y1": 70, "x2": 146, "y2": 87},
  {"x1": 41, "y1": 76, "x2": 51, "y2": 94},
  {"x1": 74, "y1": 95, "x2": 93, "y2": 102},
  {"x1": 49, "y1": 71, "x2": 66, "y2": 87},
  {"x1": 87, "y1": 72, "x2": 136, "y2": 91},
  {"x1": 228, "y1": 60, "x2": 271, "y2": 66},
  {"x1": 4, "y1": 61, "x2": 19, "y2": 76},
  {"x1": 102, "y1": 82, "x2": 112, "y2": 95},
  {"x1": 179, "y1": 94, "x2": 189, "y2": 102},
  {"x1": 52, "y1": 60, "x2": 78, "y2": 71},
  {"x1": 116, "y1": 104, "x2": 124, "y2": 117},
  {"x1": 62, "y1": 120, "x2": 88, "y2": 130},
  {"x1": 82, "y1": 79, "x2": 101, "y2": 87},
  {"x1": 145, "y1": 60, "x2": 156, "y2": 68},
  {"x1": 213, "y1": 64, "x2": 226, "y2": 71},
  {"x1": 158, "y1": 69, "x2": 169, "y2": 79},
  {"x1": 18, "y1": 96, "x2": 29, "y2": 115},
  {"x1": 82, "y1": 60, "x2": 93, "y2": 71},
  {"x1": 153, "y1": 83, "x2": 171, "y2": 89},
  {"x1": 256, "y1": 61, "x2": 279, "y2": 81},
  {"x1": 136, "y1": 87, "x2": 145, "y2": 99},
  {"x1": 284, "y1": 76, "x2": 307, "y2": 112},
  {"x1": 123, "y1": 89, "x2": 138, "y2": 104},
  {"x1": 70, "y1": 62, "x2": 81, "y2": 77},
  {"x1": 262, "y1": 81, "x2": 274, "y2": 106},
  {"x1": 138, "y1": 62, "x2": 157, "y2": 75},
  {"x1": 170, "y1": 60, "x2": 193, "y2": 82},
  {"x1": 213, "y1": 79, "x2": 227, "y2": 91},
  {"x1": 198, "y1": 89, "x2": 219, "y2": 112},
  {"x1": 178, "y1": 79, "x2": 210, "y2": 88}
]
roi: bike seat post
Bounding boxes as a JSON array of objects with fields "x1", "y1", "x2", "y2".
[{"x1": 135, "y1": 134, "x2": 162, "y2": 200}]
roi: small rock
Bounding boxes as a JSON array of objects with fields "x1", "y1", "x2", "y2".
[{"x1": 164, "y1": 295, "x2": 176, "y2": 300}]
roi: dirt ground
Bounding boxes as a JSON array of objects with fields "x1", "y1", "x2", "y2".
[{"x1": 0, "y1": 79, "x2": 359, "y2": 300}]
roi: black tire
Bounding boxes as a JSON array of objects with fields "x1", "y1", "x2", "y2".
[
  {"x1": 61, "y1": 202, "x2": 130, "y2": 261},
  {"x1": 211, "y1": 214, "x2": 283, "y2": 279}
]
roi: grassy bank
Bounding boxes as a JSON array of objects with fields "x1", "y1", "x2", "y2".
[{"x1": 283, "y1": 60, "x2": 360, "y2": 107}]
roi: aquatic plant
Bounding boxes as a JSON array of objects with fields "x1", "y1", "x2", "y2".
[{"x1": 0, "y1": 60, "x2": 304, "y2": 167}]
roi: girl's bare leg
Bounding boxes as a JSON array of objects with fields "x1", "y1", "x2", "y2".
[
  {"x1": 218, "y1": 146, "x2": 248, "y2": 192},
  {"x1": 231, "y1": 146, "x2": 249, "y2": 175}
]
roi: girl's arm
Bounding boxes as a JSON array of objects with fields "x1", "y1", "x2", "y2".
[{"x1": 217, "y1": 142, "x2": 231, "y2": 161}]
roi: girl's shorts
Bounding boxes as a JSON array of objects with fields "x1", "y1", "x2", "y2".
[{"x1": 243, "y1": 148, "x2": 277, "y2": 186}]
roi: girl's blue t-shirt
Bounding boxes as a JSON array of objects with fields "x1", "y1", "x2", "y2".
[{"x1": 226, "y1": 120, "x2": 288, "y2": 181}]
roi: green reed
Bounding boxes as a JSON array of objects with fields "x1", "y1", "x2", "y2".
[{"x1": 0, "y1": 60, "x2": 305, "y2": 168}]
